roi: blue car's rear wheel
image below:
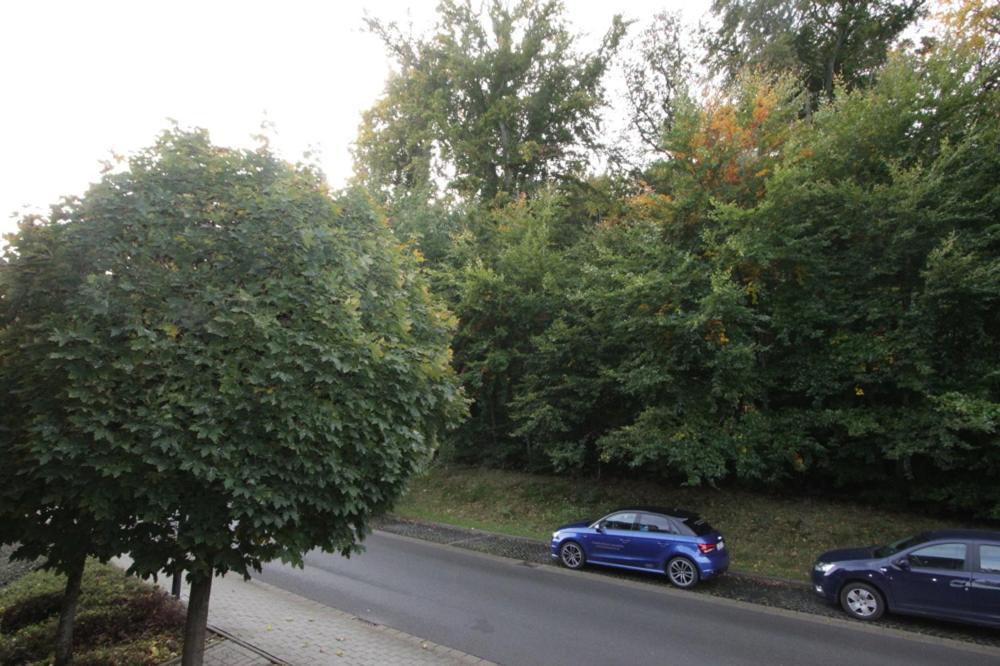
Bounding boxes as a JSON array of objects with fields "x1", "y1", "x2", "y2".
[
  {"x1": 839, "y1": 582, "x2": 885, "y2": 621},
  {"x1": 666, "y1": 556, "x2": 699, "y2": 589},
  {"x1": 559, "y1": 541, "x2": 585, "y2": 570}
]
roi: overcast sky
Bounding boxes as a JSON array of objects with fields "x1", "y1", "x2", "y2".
[{"x1": 0, "y1": 0, "x2": 710, "y2": 241}]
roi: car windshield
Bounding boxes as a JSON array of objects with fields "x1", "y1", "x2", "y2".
[{"x1": 873, "y1": 533, "x2": 927, "y2": 558}]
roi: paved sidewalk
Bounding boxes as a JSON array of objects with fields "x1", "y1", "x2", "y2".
[{"x1": 116, "y1": 557, "x2": 493, "y2": 665}]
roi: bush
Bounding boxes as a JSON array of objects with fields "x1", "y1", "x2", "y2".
[
  {"x1": 0, "y1": 562, "x2": 184, "y2": 665},
  {"x1": 0, "y1": 591, "x2": 61, "y2": 634},
  {"x1": 0, "y1": 617, "x2": 58, "y2": 665}
]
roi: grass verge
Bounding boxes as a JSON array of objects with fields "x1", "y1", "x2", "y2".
[
  {"x1": 0, "y1": 560, "x2": 185, "y2": 666},
  {"x1": 393, "y1": 465, "x2": 993, "y2": 581}
]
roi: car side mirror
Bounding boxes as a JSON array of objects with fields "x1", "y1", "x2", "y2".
[
  {"x1": 893, "y1": 558, "x2": 911, "y2": 571},
  {"x1": 595, "y1": 521, "x2": 605, "y2": 533}
]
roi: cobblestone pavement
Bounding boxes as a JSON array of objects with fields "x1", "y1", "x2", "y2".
[
  {"x1": 374, "y1": 516, "x2": 1000, "y2": 649},
  {"x1": 163, "y1": 639, "x2": 272, "y2": 666},
  {"x1": 118, "y1": 556, "x2": 495, "y2": 666},
  {"x1": 202, "y1": 574, "x2": 490, "y2": 666}
]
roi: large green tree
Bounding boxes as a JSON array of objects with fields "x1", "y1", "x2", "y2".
[
  {"x1": 355, "y1": 0, "x2": 625, "y2": 202},
  {"x1": 704, "y1": 0, "x2": 925, "y2": 104},
  {"x1": 0, "y1": 129, "x2": 463, "y2": 665}
]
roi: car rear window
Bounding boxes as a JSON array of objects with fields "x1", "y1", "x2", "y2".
[{"x1": 682, "y1": 517, "x2": 714, "y2": 536}]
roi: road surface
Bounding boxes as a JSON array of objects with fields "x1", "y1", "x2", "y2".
[{"x1": 256, "y1": 531, "x2": 1000, "y2": 666}]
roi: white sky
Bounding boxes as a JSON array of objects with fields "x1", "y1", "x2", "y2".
[{"x1": 0, "y1": 0, "x2": 709, "y2": 242}]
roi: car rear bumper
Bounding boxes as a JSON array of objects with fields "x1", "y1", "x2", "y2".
[
  {"x1": 700, "y1": 565, "x2": 727, "y2": 580},
  {"x1": 697, "y1": 550, "x2": 730, "y2": 580}
]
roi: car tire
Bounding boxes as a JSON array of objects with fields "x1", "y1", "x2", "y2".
[
  {"x1": 666, "y1": 556, "x2": 700, "y2": 589},
  {"x1": 559, "y1": 541, "x2": 586, "y2": 570},
  {"x1": 839, "y1": 581, "x2": 885, "y2": 621}
]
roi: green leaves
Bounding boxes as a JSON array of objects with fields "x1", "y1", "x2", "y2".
[
  {"x1": 704, "y1": 0, "x2": 925, "y2": 104},
  {"x1": 356, "y1": 0, "x2": 625, "y2": 202},
  {"x1": 0, "y1": 128, "x2": 464, "y2": 582},
  {"x1": 424, "y1": 36, "x2": 1000, "y2": 518}
]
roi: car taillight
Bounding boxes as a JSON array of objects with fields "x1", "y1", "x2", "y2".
[{"x1": 697, "y1": 543, "x2": 716, "y2": 554}]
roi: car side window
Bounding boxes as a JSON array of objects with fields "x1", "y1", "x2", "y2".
[
  {"x1": 637, "y1": 513, "x2": 675, "y2": 533},
  {"x1": 979, "y1": 545, "x2": 1000, "y2": 573},
  {"x1": 908, "y1": 543, "x2": 967, "y2": 571},
  {"x1": 603, "y1": 512, "x2": 638, "y2": 531}
]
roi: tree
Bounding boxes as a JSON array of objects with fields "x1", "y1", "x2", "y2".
[
  {"x1": 938, "y1": 0, "x2": 1000, "y2": 89},
  {"x1": 471, "y1": 37, "x2": 1000, "y2": 517},
  {"x1": 355, "y1": 0, "x2": 626, "y2": 202},
  {"x1": 703, "y1": 0, "x2": 925, "y2": 104},
  {"x1": 0, "y1": 210, "x2": 139, "y2": 666},
  {"x1": 617, "y1": 11, "x2": 693, "y2": 166},
  {"x1": 0, "y1": 128, "x2": 464, "y2": 664}
]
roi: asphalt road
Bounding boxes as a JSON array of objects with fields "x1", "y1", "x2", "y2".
[{"x1": 257, "y1": 532, "x2": 1000, "y2": 666}]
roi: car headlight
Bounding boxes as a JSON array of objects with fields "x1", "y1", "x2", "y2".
[
  {"x1": 552, "y1": 531, "x2": 560, "y2": 539},
  {"x1": 814, "y1": 562, "x2": 838, "y2": 575}
]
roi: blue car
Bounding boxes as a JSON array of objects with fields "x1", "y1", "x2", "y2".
[
  {"x1": 812, "y1": 529, "x2": 1000, "y2": 627},
  {"x1": 550, "y1": 506, "x2": 729, "y2": 589}
]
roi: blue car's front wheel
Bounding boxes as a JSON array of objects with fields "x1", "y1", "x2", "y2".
[
  {"x1": 839, "y1": 582, "x2": 885, "y2": 621},
  {"x1": 666, "y1": 556, "x2": 700, "y2": 589},
  {"x1": 559, "y1": 541, "x2": 586, "y2": 570}
]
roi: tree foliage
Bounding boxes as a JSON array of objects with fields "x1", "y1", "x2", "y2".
[
  {"x1": 399, "y1": 23, "x2": 1000, "y2": 517},
  {"x1": 617, "y1": 11, "x2": 693, "y2": 165},
  {"x1": 0, "y1": 128, "x2": 463, "y2": 659},
  {"x1": 355, "y1": 0, "x2": 626, "y2": 202},
  {"x1": 703, "y1": 0, "x2": 925, "y2": 103},
  {"x1": 938, "y1": 0, "x2": 1000, "y2": 89}
]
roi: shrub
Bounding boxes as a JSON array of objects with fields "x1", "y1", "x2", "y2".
[
  {"x1": 0, "y1": 562, "x2": 184, "y2": 665},
  {"x1": 0, "y1": 591, "x2": 62, "y2": 635}
]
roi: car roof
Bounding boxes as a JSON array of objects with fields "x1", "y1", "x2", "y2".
[
  {"x1": 923, "y1": 529, "x2": 1000, "y2": 542},
  {"x1": 611, "y1": 506, "x2": 700, "y2": 520}
]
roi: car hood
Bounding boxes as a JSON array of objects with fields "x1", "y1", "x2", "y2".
[
  {"x1": 556, "y1": 520, "x2": 592, "y2": 531},
  {"x1": 817, "y1": 546, "x2": 877, "y2": 564}
]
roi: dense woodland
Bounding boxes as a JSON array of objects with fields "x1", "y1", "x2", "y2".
[{"x1": 354, "y1": 0, "x2": 1000, "y2": 517}]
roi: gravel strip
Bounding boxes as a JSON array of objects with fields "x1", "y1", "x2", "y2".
[{"x1": 374, "y1": 516, "x2": 1000, "y2": 648}]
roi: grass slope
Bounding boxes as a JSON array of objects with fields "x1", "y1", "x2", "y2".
[{"x1": 393, "y1": 465, "x2": 992, "y2": 581}]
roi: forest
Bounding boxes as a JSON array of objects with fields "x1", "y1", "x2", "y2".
[{"x1": 353, "y1": 0, "x2": 1000, "y2": 517}]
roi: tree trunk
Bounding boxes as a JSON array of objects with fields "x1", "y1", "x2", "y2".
[
  {"x1": 824, "y1": 8, "x2": 851, "y2": 101},
  {"x1": 54, "y1": 554, "x2": 86, "y2": 666},
  {"x1": 498, "y1": 120, "x2": 514, "y2": 195},
  {"x1": 181, "y1": 573, "x2": 213, "y2": 666}
]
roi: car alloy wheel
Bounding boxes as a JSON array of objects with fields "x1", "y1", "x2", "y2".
[
  {"x1": 667, "y1": 556, "x2": 699, "y2": 589},
  {"x1": 840, "y1": 582, "x2": 885, "y2": 621},
  {"x1": 559, "y1": 541, "x2": 585, "y2": 570}
]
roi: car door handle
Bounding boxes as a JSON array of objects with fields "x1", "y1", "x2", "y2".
[{"x1": 949, "y1": 580, "x2": 970, "y2": 589}]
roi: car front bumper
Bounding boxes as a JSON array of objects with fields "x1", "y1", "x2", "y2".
[{"x1": 810, "y1": 569, "x2": 839, "y2": 603}]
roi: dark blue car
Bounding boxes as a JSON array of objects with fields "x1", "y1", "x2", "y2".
[
  {"x1": 550, "y1": 507, "x2": 729, "y2": 589},
  {"x1": 812, "y1": 529, "x2": 1000, "y2": 627}
]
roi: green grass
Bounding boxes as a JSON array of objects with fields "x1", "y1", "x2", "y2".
[
  {"x1": 0, "y1": 561, "x2": 185, "y2": 666},
  {"x1": 394, "y1": 465, "x2": 993, "y2": 581}
]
